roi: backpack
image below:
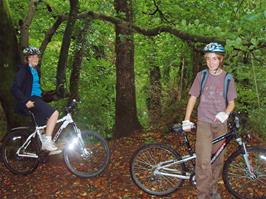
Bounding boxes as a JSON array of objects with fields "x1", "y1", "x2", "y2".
[{"x1": 199, "y1": 69, "x2": 233, "y2": 105}]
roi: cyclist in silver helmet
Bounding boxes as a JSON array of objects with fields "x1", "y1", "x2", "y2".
[
  {"x1": 12, "y1": 46, "x2": 60, "y2": 153},
  {"x1": 182, "y1": 42, "x2": 237, "y2": 199}
]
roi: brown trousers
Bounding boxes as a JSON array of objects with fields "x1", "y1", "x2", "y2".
[{"x1": 195, "y1": 121, "x2": 227, "y2": 199}]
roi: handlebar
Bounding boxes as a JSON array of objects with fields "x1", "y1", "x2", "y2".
[{"x1": 171, "y1": 112, "x2": 241, "y2": 134}]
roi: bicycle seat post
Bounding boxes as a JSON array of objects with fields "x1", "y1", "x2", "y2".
[{"x1": 28, "y1": 111, "x2": 38, "y2": 128}]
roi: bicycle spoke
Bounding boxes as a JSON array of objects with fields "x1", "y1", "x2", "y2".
[
  {"x1": 2, "y1": 130, "x2": 39, "y2": 175},
  {"x1": 64, "y1": 130, "x2": 110, "y2": 178},
  {"x1": 130, "y1": 144, "x2": 185, "y2": 196},
  {"x1": 223, "y1": 147, "x2": 266, "y2": 199}
]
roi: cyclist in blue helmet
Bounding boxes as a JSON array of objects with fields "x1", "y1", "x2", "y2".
[
  {"x1": 12, "y1": 46, "x2": 60, "y2": 153},
  {"x1": 182, "y1": 42, "x2": 237, "y2": 199}
]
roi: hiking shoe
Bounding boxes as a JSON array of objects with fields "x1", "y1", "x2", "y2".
[
  {"x1": 42, "y1": 139, "x2": 58, "y2": 151},
  {"x1": 212, "y1": 193, "x2": 222, "y2": 199}
]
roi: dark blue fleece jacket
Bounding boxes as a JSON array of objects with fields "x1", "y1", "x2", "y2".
[{"x1": 11, "y1": 64, "x2": 41, "y2": 114}]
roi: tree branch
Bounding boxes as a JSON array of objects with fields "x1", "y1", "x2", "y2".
[
  {"x1": 78, "y1": 11, "x2": 222, "y2": 44},
  {"x1": 41, "y1": 10, "x2": 265, "y2": 58},
  {"x1": 19, "y1": 0, "x2": 39, "y2": 61},
  {"x1": 39, "y1": 15, "x2": 66, "y2": 54}
]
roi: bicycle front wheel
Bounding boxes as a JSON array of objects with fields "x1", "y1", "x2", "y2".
[
  {"x1": 2, "y1": 130, "x2": 39, "y2": 175},
  {"x1": 63, "y1": 130, "x2": 110, "y2": 178},
  {"x1": 223, "y1": 146, "x2": 266, "y2": 199},
  {"x1": 130, "y1": 144, "x2": 185, "y2": 196}
]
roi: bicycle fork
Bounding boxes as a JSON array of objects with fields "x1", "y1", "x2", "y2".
[
  {"x1": 66, "y1": 128, "x2": 92, "y2": 159},
  {"x1": 236, "y1": 138, "x2": 256, "y2": 179}
]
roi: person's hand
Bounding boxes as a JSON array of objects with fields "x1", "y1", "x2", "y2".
[
  {"x1": 182, "y1": 120, "x2": 194, "y2": 131},
  {"x1": 215, "y1": 112, "x2": 229, "y2": 123},
  {"x1": 26, "y1": 100, "x2": 34, "y2": 108}
]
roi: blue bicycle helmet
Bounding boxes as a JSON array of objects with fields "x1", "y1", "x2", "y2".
[
  {"x1": 23, "y1": 46, "x2": 41, "y2": 56},
  {"x1": 203, "y1": 42, "x2": 225, "y2": 54}
]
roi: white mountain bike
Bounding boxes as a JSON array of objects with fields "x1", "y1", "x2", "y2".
[{"x1": 2, "y1": 99, "x2": 110, "y2": 178}]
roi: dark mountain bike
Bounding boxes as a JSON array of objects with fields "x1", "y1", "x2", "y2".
[
  {"x1": 130, "y1": 112, "x2": 266, "y2": 199},
  {"x1": 2, "y1": 99, "x2": 110, "y2": 178}
]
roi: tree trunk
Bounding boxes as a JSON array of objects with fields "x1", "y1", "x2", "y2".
[
  {"x1": 19, "y1": 0, "x2": 39, "y2": 61},
  {"x1": 113, "y1": 0, "x2": 142, "y2": 138},
  {"x1": 56, "y1": 0, "x2": 79, "y2": 97},
  {"x1": 177, "y1": 56, "x2": 185, "y2": 101},
  {"x1": 0, "y1": 0, "x2": 26, "y2": 131},
  {"x1": 192, "y1": 47, "x2": 202, "y2": 76},
  {"x1": 147, "y1": 65, "x2": 162, "y2": 128},
  {"x1": 69, "y1": 19, "x2": 91, "y2": 101}
]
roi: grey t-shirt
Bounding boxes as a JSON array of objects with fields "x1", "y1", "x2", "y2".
[{"x1": 189, "y1": 70, "x2": 237, "y2": 123}]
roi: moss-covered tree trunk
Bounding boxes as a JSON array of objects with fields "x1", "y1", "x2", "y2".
[
  {"x1": 56, "y1": 0, "x2": 79, "y2": 97},
  {"x1": 69, "y1": 19, "x2": 91, "y2": 102},
  {"x1": 0, "y1": 0, "x2": 24, "y2": 131},
  {"x1": 113, "y1": 0, "x2": 142, "y2": 138}
]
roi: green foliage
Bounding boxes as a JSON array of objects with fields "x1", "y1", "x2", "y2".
[
  {"x1": 134, "y1": 32, "x2": 194, "y2": 129},
  {"x1": 76, "y1": 57, "x2": 115, "y2": 138},
  {"x1": 249, "y1": 108, "x2": 266, "y2": 139},
  {"x1": 4, "y1": 0, "x2": 266, "y2": 139}
]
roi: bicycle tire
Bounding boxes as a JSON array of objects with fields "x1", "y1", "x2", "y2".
[
  {"x1": 2, "y1": 130, "x2": 39, "y2": 175},
  {"x1": 223, "y1": 146, "x2": 266, "y2": 199},
  {"x1": 130, "y1": 144, "x2": 185, "y2": 196},
  {"x1": 63, "y1": 130, "x2": 110, "y2": 178}
]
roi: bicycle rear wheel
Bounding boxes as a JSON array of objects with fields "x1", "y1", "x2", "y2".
[
  {"x1": 63, "y1": 130, "x2": 110, "y2": 178},
  {"x1": 2, "y1": 130, "x2": 39, "y2": 175},
  {"x1": 130, "y1": 144, "x2": 185, "y2": 196},
  {"x1": 223, "y1": 146, "x2": 266, "y2": 199}
]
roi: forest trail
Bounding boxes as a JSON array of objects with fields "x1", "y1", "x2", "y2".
[{"x1": 1, "y1": 131, "x2": 265, "y2": 199}]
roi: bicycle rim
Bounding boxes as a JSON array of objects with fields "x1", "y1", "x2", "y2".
[
  {"x1": 2, "y1": 131, "x2": 39, "y2": 175},
  {"x1": 63, "y1": 130, "x2": 110, "y2": 178},
  {"x1": 223, "y1": 147, "x2": 266, "y2": 199},
  {"x1": 130, "y1": 144, "x2": 185, "y2": 196}
]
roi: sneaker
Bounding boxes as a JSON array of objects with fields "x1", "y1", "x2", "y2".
[
  {"x1": 49, "y1": 149, "x2": 62, "y2": 155},
  {"x1": 42, "y1": 139, "x2": 58, "y2": 151},
  {"x1": 39, "y1": 134, "x2": 46, "y2": 144},
  {"x1": 212, "y1": 193, "x2": 222, "y2": 199}
]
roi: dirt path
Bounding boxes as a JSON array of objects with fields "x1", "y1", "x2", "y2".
[{"x1": 0, "y1": 132, "x2": 265, "y2": 199}]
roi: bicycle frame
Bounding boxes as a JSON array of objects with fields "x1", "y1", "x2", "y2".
[
  {"x1": 154, "y1": 125, "x2": 255, "y2": 180},
  {"x1": 15, "y1": 112, "x2": 81, "y2": 159}
]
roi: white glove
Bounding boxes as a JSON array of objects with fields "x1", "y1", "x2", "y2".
[
  {"x1": 215, "y1": 112, "x2": 229, "y2": 123},
  {"x1": 182, "y1": 120, "x2": 194, "y2": 131}
]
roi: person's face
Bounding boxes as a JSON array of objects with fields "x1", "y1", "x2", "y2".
[
  {"x1": 205, "y1": 53, "x2": 223, "y2": 72},
  {"x1": 27, "y1": 55, "x2": 39, "y2": 67}
]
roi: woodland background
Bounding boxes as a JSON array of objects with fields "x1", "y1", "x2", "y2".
[{"x1": 0, "y1": 0, "x2": 266, "y2": 140}]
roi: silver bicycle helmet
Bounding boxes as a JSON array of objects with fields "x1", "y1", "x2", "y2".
[
  {"x1": 23, "y1": 46, "x2": 41, "y2": 56},
  {"x1": 203, "y1": 42, "x2": 225, "y2": 54}
]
